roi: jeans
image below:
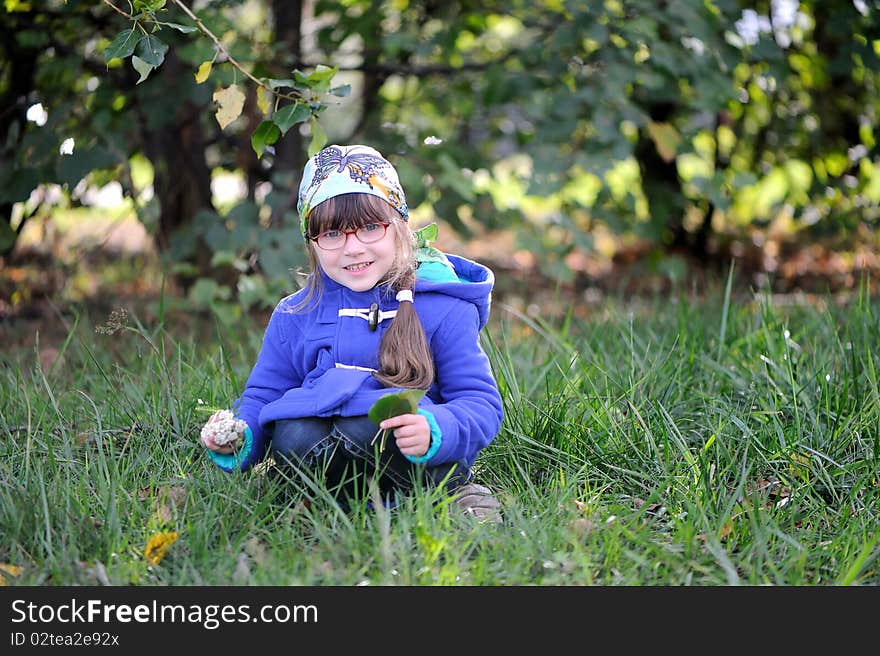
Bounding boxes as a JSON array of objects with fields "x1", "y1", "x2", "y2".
[{"x1": 270, "y1": 416, "x2": 471, "y2": 505}]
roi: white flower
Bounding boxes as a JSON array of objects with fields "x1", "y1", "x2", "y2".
[
  {"x1": 26, "y1": 103, "x2": 48, "y2": 126},
  {"x1": 201, "y1": 409, "x2": 247, "y2": 448}
]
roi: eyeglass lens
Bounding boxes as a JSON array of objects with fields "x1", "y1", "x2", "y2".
[{"x1": 315, "y1": 223, "x2": 387, "y2": 249}]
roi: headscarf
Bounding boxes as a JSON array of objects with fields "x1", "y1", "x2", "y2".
[{"x1": 296, "y1": 144, "x2": 408, "y2": 237}]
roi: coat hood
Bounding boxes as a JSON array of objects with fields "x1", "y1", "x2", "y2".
[{"x1": 413, "y1": 253, "x2": 495, "y2": 329}]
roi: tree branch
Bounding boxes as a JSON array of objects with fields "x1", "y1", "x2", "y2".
[
  {"x1": 168, "y1": 0, "x2": 265, "y2": 88},
  {"x1": 101, "y1": 0, "x2": 132, "y2": 20}
]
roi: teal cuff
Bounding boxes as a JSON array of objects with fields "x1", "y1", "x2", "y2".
[
  {"x1": 205, "y1": 426, "x2": 253, "y2": 472},
  {"x1": 405, "y1": 409, "x2": 442, "y2": 464}
]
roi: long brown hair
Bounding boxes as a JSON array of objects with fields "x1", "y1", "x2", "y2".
[{"x1": 297, "y1": 193, "x2": 434, "y2": 389}]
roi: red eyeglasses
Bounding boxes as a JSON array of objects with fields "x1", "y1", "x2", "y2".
[{"x1": 309, "y1": 222, "x2": 389, "y2": 250}]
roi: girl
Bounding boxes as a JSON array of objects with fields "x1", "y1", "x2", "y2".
[{"x1": 200, "y1": 144, "x2": 504, "y2": 521}]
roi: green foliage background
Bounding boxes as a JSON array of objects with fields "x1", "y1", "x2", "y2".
[{"x1": 1, "y1": 1, "x2": 878, "y2": 313}]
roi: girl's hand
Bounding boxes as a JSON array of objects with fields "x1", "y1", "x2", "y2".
[
  {"x1": 380, "y1": 413, "x2": 431, "y2": 458},
  {"x1": 200, "y1": 410, "x2": 238, "y2": 454},
  {"x1": 201, "y1": 433, "x2": 235, "y2": 454}
]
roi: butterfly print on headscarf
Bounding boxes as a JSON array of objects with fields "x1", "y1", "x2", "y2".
[{"x1": 305, "y1": 146, "x2": 392, "y2": 194}]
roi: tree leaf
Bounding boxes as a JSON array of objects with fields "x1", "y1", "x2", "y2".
[
  {"x1": 103, "y1": 29, "x2": 139, "y2": 62},
  {"x1": 134, "y1": 34, "x2": 168, "y2": 68},
  {"x1": 264, "y1": 78, "x2": 297, "y2": 90},
  {"x1": 163, "y1": 22, "x2": 198, "y2": 33},
  {"x1": 131, "y1": 55, "x2": 154, "y2": 84},
  {"x1": 251, "y1": 120, "x2": 280, "y2": 157},
  {"x1": 414, "y1": 222, "x2": 439, "y2": 246},
  {"x1": 213, "y1": 85, "x2": 246, "y2": 129},
  {"x1": 307, "y1": 116, "x2": 327, "y2": 156},
  {"x1": 194, "y1": 61, "x2": 212, "y2": 84},
  {"x1": 0, "y1": 220, "x2": 16, "y2": 252},
  {"x1": 294, "y1": 64, "x2": 339, "y2": 95},
  {"x1": 307, "y1": 64, "x2": 338, "y2": 84},
  {"x1": 0, "y1": 166, "x2": 39, "y2": 204},
  {"x1": 256, "y1": 86, "x2": 271, "y2": 114},
  {"x1": 647, "y1": 121, "x2": 681, "y2": 162},
  {"x1": 368, "y1": 389, "x2": 427, "y2": 425},
  {"x1": 272, "y1": 103, "x2": 311, "y2": 134}
]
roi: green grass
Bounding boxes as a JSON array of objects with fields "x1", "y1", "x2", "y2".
[{"x1": 1, "y1": 280, "x2": 878, "y2": 586}]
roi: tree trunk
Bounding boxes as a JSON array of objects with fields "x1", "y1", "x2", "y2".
[
  {"x1": 137, "y1": 52, "x2": 216, "y2": 289},
  {"x1": 269, "y1": 0, "x2": 306, "y2": 226},
  {"x1": 0, "y1": 11, "x2": 39, "y2": 257},
  {"x1": 634, "y1": 111, "x2": 689, "y2": 252}
]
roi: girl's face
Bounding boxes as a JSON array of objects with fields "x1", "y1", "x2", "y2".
[{"x1": 313, "y1": 221, "x2": 398, "y2": 292}]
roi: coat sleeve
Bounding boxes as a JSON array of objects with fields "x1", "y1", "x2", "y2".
[
  {"x1": 422, "y1": 301, "x2": 503, "y2": 467},
  {"x1": 220, "y1": 306, "x2": 305, "y2": 472}
]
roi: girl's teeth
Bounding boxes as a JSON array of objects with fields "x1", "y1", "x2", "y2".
[{"x1": 347, "y1": 263, "x2": 370, "y2": 271}]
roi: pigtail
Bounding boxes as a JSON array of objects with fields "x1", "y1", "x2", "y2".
[{"x1": 375, "y1": 263, "x2": 435, "y2": 389}]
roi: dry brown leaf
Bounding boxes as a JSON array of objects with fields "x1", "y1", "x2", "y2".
[
  {"x1": 160, "y1": 484, "x2": 187, "y2": 507},
  {"x1": 213, "y1": 85, "x2": 245, "y2": 129},
  {"x1": 152, "y1": 504, "x2": 173, "y2": 524},
  {"x1": 570, "y1": 517, "x2": 596, "y2": 538},
  {"x1": 38, "y1": 347, "x2": 62, "y2": 371},
  {"x1": 574, "y1": 499, "x2": 595, "y2": 513},
  {"x1": 744, "y1": 478, "x2": 791, "y2": 510},
  {"x1": 0, "y1": 563, "x2": 23, "y2": 576},
  {"x1": 233, "y1": 553, "x2": 251, "y2": 584}
]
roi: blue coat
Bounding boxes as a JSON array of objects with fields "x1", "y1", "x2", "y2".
[{"x1": 214, "y1": 253, "x2": 504, "y2": 472}]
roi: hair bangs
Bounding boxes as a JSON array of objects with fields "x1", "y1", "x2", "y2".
[{"x1": 307, "y1": 193, "x2": 398, "y2": 237}]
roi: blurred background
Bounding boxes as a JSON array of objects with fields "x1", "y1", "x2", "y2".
[{"x1": 1, "y1": 0, "x2": 878, "y2": 344}]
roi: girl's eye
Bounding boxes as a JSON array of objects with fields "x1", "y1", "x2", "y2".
[
  {"x1": 362, "y1": 223, "x2": 381, "y2": 233},
  {"x1": 324, "y1": 230, "x2": 342, "y2": 239}
]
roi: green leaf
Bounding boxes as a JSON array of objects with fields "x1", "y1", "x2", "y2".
[
  {"x1": 237, "y1": 274, "x2": 269, "y2": 310},
  {"x1": 330, "y1": 84, "x2": 351, "y2": 97},
  {"x1": 209, "y1": 250, "x2": 238, "y2": 267},
  {"x1": 0, "y1": 167, "x2": 39, "y2": 204},
  {"x1": 264, "y1": 78, "x2": 297, "y2": 90},
  {"x1": 414, "y1": 222, "x2": 439, "y2": 246},
  {"x1": 251, "y1": 120, "x2": 281, "y2": 158},
  {"x1": 131, "y1": 55, "x2": 154, "y2": 84},
  {"x1": 415, "y1": 247, "x2": 451, "y2": 266},
  {"x1": 368, "y1": 389, "x2": 427, "y2": 425},
  {"x1": 135, "y1": 34, "x2": 168, "y2": 67},
  {"x1": 0, "y1": 218, "x2": 16, "y2": 252},
  {"x1": 187, "y1": 278, "x2": 230, "y2": 309},
  {"x1": 272, "y1": 103, "x2": 311, "y2": 135},
  {"x1": 307, "y1": 64, "x2": 338, "y2": 84},
  {"x1": 56, "y1": 146, "x2": 117, "y2": 188},
  {"x1": 103, "y1": 29, "x2": 139, "y2": 62},
  {"x1": 134, "y1": 0, "x2": 166, "y2": 10},
  {"x1": 163, "y1": 22, "x2": 198, "y2": 33},
  {"x1": 308, "y1": 116, "x2": 327, "y2": 157},
  {"x1": 367, "y1": 388, "x2": 427, "y2": 451},
  {"x1": 292, "y1": 65, "x2": 339, "y2": 95}
]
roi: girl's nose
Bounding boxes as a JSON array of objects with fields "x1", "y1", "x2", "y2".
[{"x1": 342, "y1": 231, "x2": 365, "y2": 254}]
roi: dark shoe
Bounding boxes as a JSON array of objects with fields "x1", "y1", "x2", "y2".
[{"x1": 453, "y1": 483, "x2": 503, "y2": 524}]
